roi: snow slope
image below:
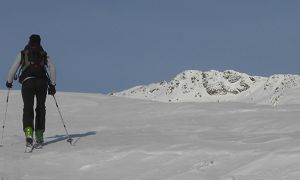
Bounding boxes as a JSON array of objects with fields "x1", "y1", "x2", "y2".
[
  {"x1": 113, "y1": 70, "x2": 300, "y2": 105},
  {"x1": 1, "y1": 90, "x2": 300, "y2": 180}
]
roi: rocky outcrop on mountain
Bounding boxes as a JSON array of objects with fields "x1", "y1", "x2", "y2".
[{"x1": 112, "y1": 70, "x2": 300, "y2": 105}]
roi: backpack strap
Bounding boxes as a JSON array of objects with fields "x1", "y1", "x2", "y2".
[
  {"x1": 41, "y1": 51, "x2": 48, "y2": 66},
  {"x1": 22, "y1": 50, "x2": 30, "y2": 69}
]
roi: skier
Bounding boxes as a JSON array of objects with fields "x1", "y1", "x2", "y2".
[{"x1": 6, "y1": 34, "x2": 56, "y2": 150}]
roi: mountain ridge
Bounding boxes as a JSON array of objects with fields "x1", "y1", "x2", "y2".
[{"x1": 112, "y1": 70, "x2": 300, "y2": 105}]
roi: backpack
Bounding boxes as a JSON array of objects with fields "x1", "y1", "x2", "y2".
[{"x1": 18, "y1": 45, "x2": 48, "y2": 83}]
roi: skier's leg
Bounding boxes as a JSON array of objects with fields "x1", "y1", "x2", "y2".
[
  {"x1": 35, "y1": 78, "x2": 48, "y2": 142},
  {"x1": 21, "y1": 79, "x2": 35, "y2": 133}
]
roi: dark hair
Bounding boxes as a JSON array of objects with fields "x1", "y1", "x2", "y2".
[{"x1": 29, "y1": 34, "x2": 41, "y2": 45}]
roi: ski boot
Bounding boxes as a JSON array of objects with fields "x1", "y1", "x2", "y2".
[
  {"x1": 24, "y1": 127, "x2": 34, "y2": 153},
  {"x1": 34, "y1": 129, "x2": 44, "y2": 149}
]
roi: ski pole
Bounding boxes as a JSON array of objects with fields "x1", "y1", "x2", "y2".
[
  {"x1": 52, "y1": 95, "x2": 73, "y2": 144},
  {"x1": 1, "y1": 88, "x2": 11, "y2": 145}
]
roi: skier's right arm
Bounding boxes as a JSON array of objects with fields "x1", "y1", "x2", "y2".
[{"x1": 7, "y1": 53, "x2": 22, "y2": 83}]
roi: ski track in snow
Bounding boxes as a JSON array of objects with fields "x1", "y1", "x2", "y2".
[{"x1": 1, "y1": 90, "x2": 300, "y2": 180}]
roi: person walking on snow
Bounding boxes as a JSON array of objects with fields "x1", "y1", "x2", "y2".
[{"x1": 6, "y1": 34, "x2": 56, "y2": 148}]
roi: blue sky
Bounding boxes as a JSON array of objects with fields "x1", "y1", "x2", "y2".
[{"x1": 1, "y1": 0, "x2": 300, "y2": 93}]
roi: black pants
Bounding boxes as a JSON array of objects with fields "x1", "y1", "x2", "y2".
[{"x1": 21, "y1": 78, "x2": 48, "y2": 132}]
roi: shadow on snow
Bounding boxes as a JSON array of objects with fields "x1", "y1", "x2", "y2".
[{"x1": 43, "y1": 131, "x2": 96, "y2": 146}]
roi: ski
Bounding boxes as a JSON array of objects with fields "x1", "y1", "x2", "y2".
[
  {"x1": 24, "y1": 138, "x2": 34, "y2": 153},
  {"x1": 23, "y1": 136, "x2": 75, "y2": 153},
  {"x1": 25, "y1": 140, "x2": 46, "y2": 152},
  {"x1": 34, "y1": 142, "x2": 43, "y2": 149},
  {"x1": 24, "y1": 144, "x2": 34, "y2": 153}
]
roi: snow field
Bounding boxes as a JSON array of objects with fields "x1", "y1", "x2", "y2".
[{"x1": 1, "y1": 90, "x2": 300, "y2": 179}]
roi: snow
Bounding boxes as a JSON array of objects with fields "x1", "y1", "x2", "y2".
[{"x1": 1, "y1": 88, "x2": 300, "y2": 180}]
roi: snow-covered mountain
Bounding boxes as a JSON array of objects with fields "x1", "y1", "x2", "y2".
[{"x1": 113, "y1": 70, "x2": 300, "y2": 105}]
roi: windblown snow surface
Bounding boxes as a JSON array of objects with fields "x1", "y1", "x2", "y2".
[{"x1": 1, "y1": 88, "x2": 300, "y2": 180}]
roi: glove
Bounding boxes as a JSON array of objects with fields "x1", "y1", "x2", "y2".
[
  {"x1": 6, "y1": 81, "x2": 12, "y2": 88},
  {"x1": 48, "y1": 84, "x2": 56, "y2": 95}
]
